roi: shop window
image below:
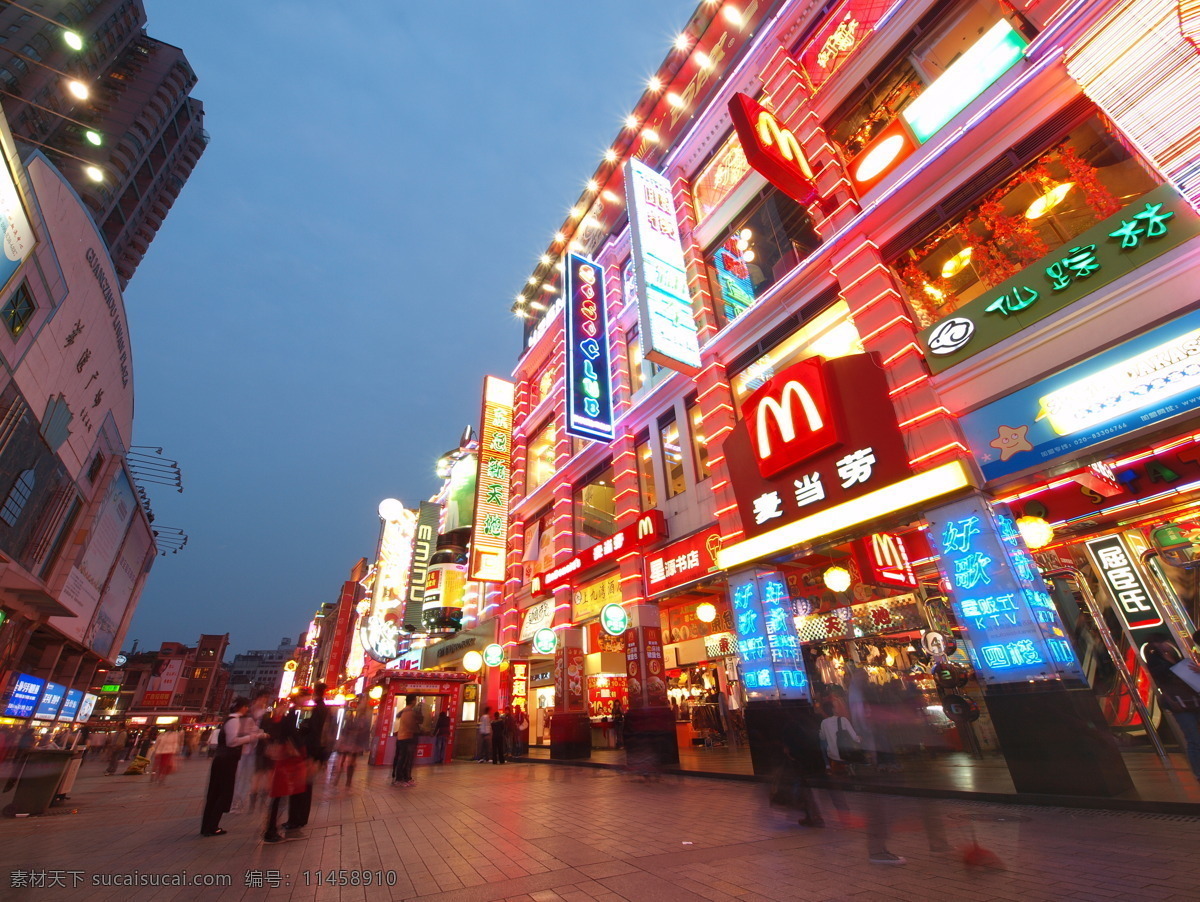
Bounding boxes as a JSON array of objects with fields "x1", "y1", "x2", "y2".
[
  {"x1": 687, "y1": 397, "x2": 711, "y2": 481},
  {"x1": 893, "y1": 116, "x2": 1159, "y2": 329},
  {"x1": 635, "y1": 433, "x2": 657, "y2": 510},
  {"x1": 529, "y1": 360, "x2": 555, "y2": 409},
  {"x1": 0, "y1": 469, "x2": 34, "y2": 526},
  {"x1": 704, "y1": 188, "x2": 821, "y2": 325},
  {"x1": 625, "y1": 325, "x2": 661, "y2": 397},
  {"x1": 728, "y1": 300, "x2": 864, "y2": 415},
  {"x1": 573, "y1": 464, "x2": 617, "y2": 552},
  {"x1": 691, "y1": 131, "x2": 753, "y2": 226},
  {"x1": 659, "y1": 414, "x2": 687, "y2": 498},
  {"x1": 2, "y1": 283, "x2": 35, "y2": 337},
  {"x1": 826, "y1": 1, "x2": 1027, "y2": 161},
  {"x1": 522, "y1": 507, "x2": 554, "y2": 578},
  {"x1": 525, "y1": 419, "x2": 556, "y2": 492}
]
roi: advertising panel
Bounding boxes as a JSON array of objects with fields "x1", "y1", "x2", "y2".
[
  {"x1": 77, "y1": 693, "x2": 98, "y2": 722},
  {"x1": 625, "y1": 158, "x2": 701, "y2": 375},
  {"x1": 360, "y1": 506, "x2": 417, "y2": 663},
  {"x1": 86, "y1": 515, "x2": 154, "y2": 659},
  {"x1": 32, "y1": 681, "x2": 66, "y2": 720},
  {"x1": 799, "y1": 0, "x2": 891, "y2": 91},
  {"x1": 140, "y1": 658, "x2": 184, "y2": 709},
  {"x1": 925, "y1": 496, "x2": 1081, "y2": 684},
  {"x1": 564, "y1": 253, "x2": 614, "y2": 441},
  {"x1": 919, "y1": 186, "x2": 1200, "y2": 372},
  {"x1": 519, "y1": 598, "x2": 555, "y2": 642},
  {"x1": 644, "y1": 527, "x2": 723, "y2": 597},
  {"x1": 3, "y1": 672, "x2": 44, "y2": 718},
  {"x1": 961, "y1": 308, "x2": 1200, "y2": 483},
  {"x1": 57, "y1": 688, "x2": 83, "y2": 722},
  {"x1": 1084, "y1": 533, "x2": 1168, "y2": 648},
  {"x1": 572, "y1": 572, "x2": 622, "y2": 623},
  {"x1": 0, "y1": 141, "x2": 35, "y2": 294},
  {"x1": 470, "y1": 376, "x2": 515, "y2": 581}
]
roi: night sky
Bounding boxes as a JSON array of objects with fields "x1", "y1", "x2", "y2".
[{"x1": 121, "y1": 2, "x2": 699, "y2": 655}]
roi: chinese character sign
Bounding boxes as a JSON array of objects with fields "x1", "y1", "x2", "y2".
[
  {"x1": 727, "y1": 569, "x2": 809, "y2": 700},
  {"x1": 3, "y1": 672, "x2": 45, "y2": 718},
  {"x1": 470, "y1": 376, "x2": 515, "y2": 582},
  {"x1": 565, "y1": 253, "x2": 615, "y2": 441},
  {"x1": 926, "y1": 497, "x2": 1081, "y2": 684},
  {"x1": 625, "y1": 158, "x2": 702, "y2": 375},
  {"x1": 1083, "y1": 533, "x2": 1166, "y2": 647}
]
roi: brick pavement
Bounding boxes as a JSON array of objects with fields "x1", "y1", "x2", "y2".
[{"x1": 1, "y1": 752, "x2": 1198, "y2": 902}]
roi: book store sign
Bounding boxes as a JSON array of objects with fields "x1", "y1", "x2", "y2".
[{"x1": 919, "y1": 185, "x2": 1200, "y2": 373}]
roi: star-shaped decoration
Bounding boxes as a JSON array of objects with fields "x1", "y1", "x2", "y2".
[{"x1": 990, "y1": 424, "x2": 1032, "y2": 461}]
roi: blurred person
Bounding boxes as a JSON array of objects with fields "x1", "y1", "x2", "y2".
[
  {"x1": 282, "y1": 685, "x2": 326, "y2": 831},
  {"x1": 200, "y1": 697, "x2": 267, "y2": 837},
  {"x1": 819, "y1": 699, "x2": 863, "y2": 774},
  {"x1": 103, "y1": 725, "x2": 128, "y2": 776},
  {"x1": 1144, "y1": 632, "x2": 1200, "y2": 782},
  {"x1": 2, "y1": 726, "x2": 35, "y2": 791},
  {"x1": 232, "y1": 692, "x2": 272, "y2": 812},
  {"x1": 392, "y1": 695, "x2": 420, "y2": 786},
  {"x1": 334, "y1": 706, "x2": 373, "y2": 786},
  {"x1": 512, "y1": 706, "x2": 530, "y2": 756},
  {"x1": 263, "y1": 698, "x2": 306, "y2": 843},
  {"x1": 491, "y1": 707, "x2": 507, "y2": 764},
  {"x1": 432, "y1": 709, "x2": 451, "y2": 765},
  {"x1": 477, "y1": 706, "x2": 493, "y2": 762},
  {"x1": 151, "y1": 727, "x2": 181, "y2": 785}
]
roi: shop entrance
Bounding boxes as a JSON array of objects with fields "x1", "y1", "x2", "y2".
[{"x1": 369, "y1": 671, "x2": 472, "y2": 768}]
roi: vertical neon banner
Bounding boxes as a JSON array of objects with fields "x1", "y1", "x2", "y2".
[
  {"x1": 564, "y1": 252, "x2": 615, "y2": 441},
  {"x1": 728, "y1": 568, "x2": 809, "y2": 700},
  {"x1": 925, "y1": 496, "x2": 1081, "y2": 684}
]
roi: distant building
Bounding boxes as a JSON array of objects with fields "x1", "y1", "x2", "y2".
[
  {"x1": 98, "y1": 633, "x2": 229, "y2": 725},
  {"x1": 0, "y1": 0, "x2": 207, "y2": 286},
  {"x1": 226, "y1": 637, "x2": 299, "y2": 701}
]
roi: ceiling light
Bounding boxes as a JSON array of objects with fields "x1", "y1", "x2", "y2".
[
  {"x1": 569, "y1": 206, "x2": 583, "y2": 219},
  {"x1": 84, "y1": 129, "x2": 102, "y2": 146},
  {"x1": 66, "y1": 80, "x2": 89, "y2": 100},
  {"x1": 602, "y1": 190, "x2": 620, "y2": 203},
  {"x1": 940, "y1": 247, "x2": 974, "y2": 278},
  {"x1": 553, "y1": 231, "x2": 565, "y2": 243},
  {"x1": 85, "y1": 165, "x2": 103, "y2": 182},
  {"x1": 823, "y1": 566, "x2": 852, "y2": 593},
  {"x1": 642, "y1": 128, "x2": 660, "y2": 144},
  {"x1": 515, "y1": 294, "x2": 526, "y2": 303},
  {"x1": 540, "y1": 254, "x2": 551, "y2": 265},
  {"x1": 586, "y1": 179, "x2": 599, "y2": 192},
  {"x1": 647, "y1": 76, "x2": 663, "y2": 92},
  {"x1": 695, "y1": 51, "x2": 713, "y2": 70},
  {"x1": 1025, "y1": 182, "x2": 1075, "y2": 220},
  {"x1": 527, "y1": 276, "x2": 538, "y2": 285},
  {"x1": 63, "y1": 31, "x2": 84, "y2": 51}
]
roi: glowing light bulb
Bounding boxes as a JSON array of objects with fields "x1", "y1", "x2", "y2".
[
  {"x1": 823, "y1": 566, "x2": 851, "y2": 592},
  {"x1": 1024, "y1": 182, "x2": 1075, "y2": 220},
  {"x1": 940, "y1": 247, "x2": 974, "y2": 278},
  {"x1": 66, "y1": 80, "x2": 89, "y2": 100}
]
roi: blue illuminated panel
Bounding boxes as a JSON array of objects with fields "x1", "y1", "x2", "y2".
[
  {"x1": 729, "y1": 569, "x2": 809, "y2": 700},
  {"x1": 564, "y1": 252, "x2": 615, "y2": 442},
  {"x1": 926, "y1": 497, "x2": 1081, "y2": 684}
]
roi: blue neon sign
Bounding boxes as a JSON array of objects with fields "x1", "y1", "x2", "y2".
[
  {"x1": 58, "y1": 688, "x2": 84, "y2": 722},
  {"x1": 729, "y1": 569, "x2": 809, "y2": 700},
  {"x1": 927, "y1": 497, "x2": 1081, "y2": 684},
  {"x1": 564, "y1": 252, "x2": 615, "y2": 442},
  {"x1": 3, "y1": 672, "x2": 44, "y2": 718},
  {"x1": 33, "y1": 681, "x2": 66, "y2": 720}
]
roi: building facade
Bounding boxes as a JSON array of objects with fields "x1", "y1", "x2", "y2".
[
  {"x1": 0, "y1": 0, "x2": 207, "y2": 286},
  {"x1": 227, "y1": 636, "x2": 301, "y2": 702},
  {"x1": 98, "y1": 633, "x2": 229, "y2": 726},
  {"x1": 492, "y1": 0, "x2": 1200, "y2": 796}
]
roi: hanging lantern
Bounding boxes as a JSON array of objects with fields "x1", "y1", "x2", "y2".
[
  {"x1": 1016, "y1": 516, "x2": 1054, "y2": 550},
  {"x1": 368, "y1": 685, "x2": 383, "y2": 700},
  {"x1": 823, "y1": 566, "x2": 852, "y2": 592},
  {"x1": 696, "y1": 602, "x2": 717, "y2": 623}
]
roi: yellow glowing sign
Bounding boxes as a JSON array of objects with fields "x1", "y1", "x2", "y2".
[
  {"x1": 717, "y1": 461, "x2": 973, "y2": 570},
  {"x1": 470, "y1": 376, "x2": 515, "y2": 582}
]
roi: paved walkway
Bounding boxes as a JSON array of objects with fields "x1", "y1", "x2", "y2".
[{"x1": 2, "y1": 752, "x2": 1199, "y2": 901}]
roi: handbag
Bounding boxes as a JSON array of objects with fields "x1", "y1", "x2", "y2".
[
  {"x1": 270, "y1": 754, "x2": 307, "y2": 798},
  {"x1": 835, "y1": 717, "x2": 864, "y2": 763}
]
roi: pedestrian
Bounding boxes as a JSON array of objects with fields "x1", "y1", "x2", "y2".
[
  {"x1": 477, "y1": 706, "x2": 493, "y2": 762},
  {"x1": 137, "y1": 728, "x2": 156, "y2": 759},
  {"x1": 200, "y1": 697, "x2": 266, "y2": 837},
  {"x1": 183, "y1": 730, "x2": 197, "y2": 759},
  {"x1": 392, "y1": 695, "x2": 420, "y2": 786},
  {"x1": 262, "y1": 698, "x2": 307, "y2": 843},
  {"x1": 103, "y1": 726, "x2": 128, "y2": 776},
  {"x1": 2, "y1": 726, "x2": 35, "y2": 791},
  {"x1": 513, "y1": 707, "x2": 530, "y2": 757},
  {"x1": 610, "y1": 700, "x2": 624, "y2": 751},
  {"x1": 432, "y1": 709, "x2": 451, "y2": 765},
  {"x1": 491, "y1": 707, "x2": 507, "y2": 764},
  {"x1": 1144, "y1": 632, "x2": 1200, "y2": 781},
  {"x1": 334, "y1": 706, "x2": 372, "y2": 786},
  {"x1": 283, "y1": 685, "x2": 327, "y2": 832},
  {"x1": 232, "y1": 692, "x2": 272, "y2": 812},
  {"x1": 819, "y1": 700, "x2": 863, "y2": 774},
  {"x1": 151, "y1": 727, "x2": 181, "y2": 785}
]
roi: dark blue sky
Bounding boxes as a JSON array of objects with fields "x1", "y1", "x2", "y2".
[{"x1": 121, "y1": 2, "x2": 699, "y2": 654}]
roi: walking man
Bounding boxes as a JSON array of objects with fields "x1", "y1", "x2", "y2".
[{"x1": 392, "y1": 695, "x2": 420, "y2": 786}]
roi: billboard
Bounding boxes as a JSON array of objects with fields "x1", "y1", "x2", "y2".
[
  {"x1": 564, "y1": 253, "x2": 614, "y2": 441},
  {"x1": 469, "y1": 376, "x2": 515, "y2": 582},
  {"x1": 0, "y1": 137, "x2": 35, "y2": 294},
  {"x1": 625, "y1": 158, "x2": 701, "y2": 375},
  {"x1": 403, "y1": 502, "x2": 441, "y2": 629}
]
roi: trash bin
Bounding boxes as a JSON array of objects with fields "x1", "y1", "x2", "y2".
[
  {"x1": 5, "y1": 749, "x2": 75, "y2": 817},
  {"x1": 56, "y1": 750, "x2": 85, "y2": 798}
]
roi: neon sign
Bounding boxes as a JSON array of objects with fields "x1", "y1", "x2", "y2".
[
  {"x1": 728, "y1": 569, "x2": 808, "y2": 700},
  {"x1": 469, "y1": 376, "x2": 515, "y2": 582},
  {"x1": 625, "y1": 158, "x2": 702, "y2": 375},
  {"x1": 925, "y1": 497, "x2": 1080, "y2": 684},
  {"x1": 744, "y1": 357, "x2": 839, "y2": 478},
  {"x1": 564, "y1": 252, "x2": 614, "y2": 442},
  {"x1": 728, "y1": 93, "x2": 817, "y2": 205},
  {"x1": 712, "y1": 236, "x2": 756, "y2": 321}
]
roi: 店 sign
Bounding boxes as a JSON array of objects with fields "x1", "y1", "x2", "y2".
[
  {"x1": 920, "y1": 185, "x2": 1200, "y2": 373},
  {"x1": 564, "y1": 253, "x2": 614, "y2": 442},
  {"x1": 625, "y1": 158, "x2": 701, "y2": 375},
  {"x1": 644, "y1": 527, "x2": 723, "y2": 597},
  {"x1": 728, "y1": 93, "x2": 816, "y2": 206},
  {"x1": 723, "y1": 354, "x2": 910, "y2": 542},
  {"x1": 573, "y1": 572, "x2": 622, "y2": 623},
  {"x1": 800, "y1": 0, "x2": 888, "y2": 91},
  {"x1": 961, "y1": 307, "x2": 1200, "y2": 482},
  {"x1": 470, "y1": 376, "x2": 515, "y2": 582},
  {"x1": 532, "y1": 510, "x2": 666, "y2": 596}
]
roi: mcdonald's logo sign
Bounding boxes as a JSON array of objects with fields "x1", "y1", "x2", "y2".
[
  {"x1": 862, "y1": 532, "x2": 919, "y2": 588},
  {"x1": 743, "y1": 357, "x2": 840, "y2": 478},
  {"x1": 729, "y1": 92, "x2": 818, "y2": 205}
]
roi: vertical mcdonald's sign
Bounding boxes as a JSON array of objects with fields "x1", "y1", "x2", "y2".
[
  {"x1": 728, "y1": 92, "x2": 817, "y2": 205},
  {"x1": 565, "y1": 252, "x2": 615, "y2": 442}
]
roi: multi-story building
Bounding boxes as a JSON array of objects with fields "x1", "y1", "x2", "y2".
[
  {"x1": 0, "y1": 0, "x2": 207, "y2": 286},
  {"x1": 493, "y1": 0, "x2": 1200, "y2": 797},
  {"x1": 227, "y1": 636, "x2": 301, "y2": 701},
  {"x1": 107, "y1": 633, "x2": 229, "y2": 724}
]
